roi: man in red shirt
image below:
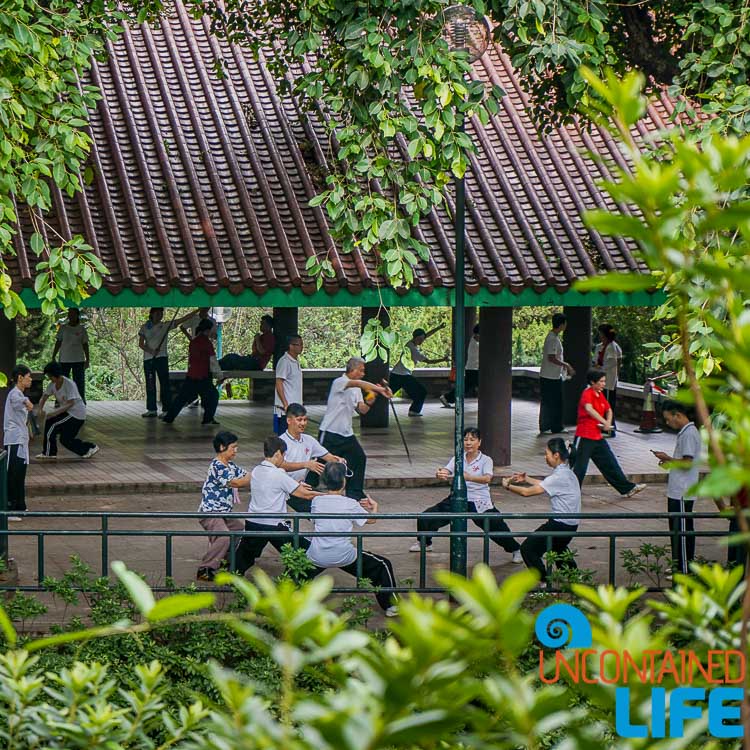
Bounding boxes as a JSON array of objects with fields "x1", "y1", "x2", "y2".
[
  {"x1": 571, "y1": 370, "x2": 646, "y2": 498},
  {"x1": 162, "y1": 319, "x2": 220, "y2": 425}
]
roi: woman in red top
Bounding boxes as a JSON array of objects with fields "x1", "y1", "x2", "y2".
[{"x1": 572, "y1": 370, "x2": 646, "y2": 498}]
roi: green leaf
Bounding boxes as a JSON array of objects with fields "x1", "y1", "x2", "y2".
[
  {"x1": 111, "y1": 561, "x2": 155, "y2": 616},
  {"x1": 574, "y1": 273, "x2": 659, "y2": 293},
  {"x1": 147, "y1": 592, "x2": 216, "y2": 622},
  {"x1": 0, "y1": 605, "x2": 17, "y2": 646}
]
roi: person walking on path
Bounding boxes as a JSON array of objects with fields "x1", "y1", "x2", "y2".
[
  {"x1": 319, "y1": 357, "x2": 392, "y2": 501},
  {"x1": 139, "y1": 307, "x2": 196, "y2": 418},
  {"x1": 538, "y1": 313, "x2": 575, "y2": 436},
  {"x1": 233, "y1": 436, "x2": 319, "y2": 576},
  {"x1": 274, "y1": 334, "x2": 304, "y2": 435},
  {"x1": 280, "y1": 403, "x2": 342, "y2": 511},
  {"x1": 303, "y1": 462, "x2": 399, "y2": 617},
  {"x1": 502, "y1": 438, "x2": 581, "y2": 582},
  {"x1": 593, "y1": 324, "x2": 623, "y2": 436},
  {"x1": 37, "y1": 362, "x2": 99, "y2": 459},
  {"x1": 410, "y1": 427, "x2": 522, "y2": 561},
  {"x1": 652, "y1": 400, "x2": 702, "y2": 575},
  {"x1": 572, "y1": 370, "x2": 646, "y2": 498},
  {"x1": 440, "y1": 324, "x2": 479, "y2": 407},
  {"x1": 162, "y1": 319, "x2": 221, "y2": 425},
  {"x1": 3, "y1": 365, "x2": 34, "y2": 520},
  {"x1": 390, "y1": 324, "x2": 447, "y2": 416},
  {"x1": 52, "y1": 308, "x2": 90, "y2": 402},
  {"x1": 196, "y1": 430, "x2": 251, "y2": 581}
]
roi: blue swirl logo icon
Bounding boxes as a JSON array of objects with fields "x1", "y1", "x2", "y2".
[{"x1": 535, "y1": 604, "x2": 592, "y2": 649}]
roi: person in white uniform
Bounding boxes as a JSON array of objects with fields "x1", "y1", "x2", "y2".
[
  {"x1": 274, "y1": 334, "x2": 304, "y2": 435},
  {"x1": 280, "y1": 403, "x2": 342, "y2": 511},
  {"x1": 441, "y1": 324, "x2": 480, "y2": 406},
  {"x1": 3, "y1": 365, "x2": 34, "y2": 519},
  {"x1": 592, "y1": 323, "x2": 623, "y2": 436},
  {"x1": 502, "y1": 438, "x2": 581, "y2": 582},
  {"x1": 319, "y1": 357, "x2": 392, "y2": 500},
  {"x1": 52, "y1": 308, "x2": 90, "y2": 402},
  {"x1": 410, "y1": 427, "x2": 522, "y2": 561},
  {"x1": 233, "y1": 435, "x2": 319, "y2": 576},
  {"x1": 303, "y1": 462, "x2": 398, "y2": 616},
  {"x1": 37, "y1": 362, "x2": 98, "y2": 459},
  {"x1": 538, "y1": 313, "x2": 575, "y2": 436},
  {"x1": 653, "y1": 400, "x2": 702, "y2": 575}
]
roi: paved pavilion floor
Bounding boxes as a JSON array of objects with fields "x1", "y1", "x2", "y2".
[{"x1": 26, "y1": 397, "x2": 679, "y2": 496}]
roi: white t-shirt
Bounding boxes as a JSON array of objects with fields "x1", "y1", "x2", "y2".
[
  {"x1": 281, "y1": 431, "x2": 328, "y2": 482},
  {"x1": 392, "y1": 341, "x2": 427, "y2": 376},
  {"x1": 3, "y1": 386, "x2": 30, "y2": 462},
  {"x1": 274, "y1": 353, "x2": 303, "y2": 414},
  {"x1": 667, "y1": 423, "x2": 702, "y2": 503},
  {"x1": 320, "y1": 375, "x2": 362, "y2": 438},
  {"x1": 594, "y1": 341, "x2": 623, "y2": 390},
  {"x1": 56, "y1": 324, "x2": 88, "y2": 362},
  {"x1": 45, "y1": 376, "x2": 86, "y2": 420},
  {"x1": 306, "y1": 493, "x2": 368, "y2": 567},
  {"x1": 540, "y1": 464, "x2": 581, "y2": 525},
  {"x1": 138, "y1": 320, "x2": 178, "y2": 360},
  {"x1": 183, "y1": 313, "x2": 217, "y2": 340},
  {"x1": 466, "y1": 337, "x2": 479, "y2": 371},
  {"x1": 540, "y1": 331, "x2": 564, "y2": 380},
  {"x1": 247, "y1": 460, "x2": 300, "y2": 526},
  {"x1": 444, "y1": 452, "x2": 494, "y2": 512}
]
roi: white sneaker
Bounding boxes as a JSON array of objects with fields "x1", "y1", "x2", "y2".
[
  {"x1": 408, "y1": 411, "x2": 423, "y2": 417},
  {"x1": 8, "y1": 516, "x2": 23, "y2": 522},
  {"x1": 439, "y1": 395, "x2": 451, "y2": 408},
  {"x1": 512, "y1": 551, "x2": 523, "y2": 564},
  {"x1": 141, "y1": 411, "x2": 157, "y2": 418},
  {"x1": 409, "y1": 542, "x2": 432, "y2": 553},
  {"x1": 83, "y1": 445, "x2": 100, "y2": 459},
  {"x1": 626, "y1": 483, "x2": 647, "y2": 498},
  {"x1": 35, "y1": 453, "x2": 55, "y2": 460},
  {"x1": 385, "y1": 606, "x2": 399, "y2": 618}
]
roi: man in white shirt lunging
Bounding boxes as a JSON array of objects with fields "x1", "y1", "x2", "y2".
[
  {"x1": 52, "y1": 308, "x2": 90, "y2": 403},
  {"x1": 319, "y1": 357, "x2": 392, "y2": 501},
  {"x1": 410, "y1": 427, "x2": 522, "y2": 562},
  {"x1": 233, "y1": 436, "x2": 320, "y2": 576},
  {"x1": 390, "y1": 324, "x2": 446, "y2": 416},
  {"x1": 538, "y1": 313, "x2": 575, "y2": 436},
  {"x1": 37, "y1": 362, "x2": 99, "y2": 459},
  {"x1": 274, "y1": 334, "x2": 304, "y2": 435}
]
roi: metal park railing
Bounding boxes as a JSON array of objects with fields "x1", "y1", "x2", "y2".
[{"x1": 0, "y1": 510, "x2": 734, "y2": 596}]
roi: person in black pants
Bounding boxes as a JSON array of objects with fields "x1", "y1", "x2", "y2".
[
  {"x1": 3, "y1": 365, "x2": 34, "y2": 519},
  {"x1": 233, "y1": 436, "x2": 319, "y2": 575},
  {"x1": 52, "y1": 308, "x2": 89, "y2": 402},
  {"x1": 572, "y1": 370, "x2": 646, "y2": 498},
  {"x1": 410, "y1": 427, "x2": 522, "y2": 560},
  {"x1": 538, "y1": 313, "x2": 575, "y2": 436},
  {"x1": 38, "y1": 362, "x2": 98, "y2": 459},
  {"x1": 503, "y1": 438, "x2": 581, "y2": 582}
]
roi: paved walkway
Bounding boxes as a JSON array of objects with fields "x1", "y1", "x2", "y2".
[{"x1": 26, "y1": 398, "x2": 678, "y2": 496}]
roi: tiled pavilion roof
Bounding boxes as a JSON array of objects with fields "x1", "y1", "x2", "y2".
[{"x1": 7, "y1": 1, "x2": 679, "y2": 302}]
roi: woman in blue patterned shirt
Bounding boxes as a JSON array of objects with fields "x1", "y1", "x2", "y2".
[{"x1": 197, "y1": 431, "x2": 250, "y2": 581}]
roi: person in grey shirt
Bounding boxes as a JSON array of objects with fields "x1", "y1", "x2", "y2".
[
  {"x1": 3, "y1": 365, "x2": 34, "y2": 519},
  {"x1": 503, "y1": 438, "x2": 581, "y2": 582}
]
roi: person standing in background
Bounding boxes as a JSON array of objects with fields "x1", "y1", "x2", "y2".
[
  {"x1": 390, "y1": 323, "x2": 447, "y2": 417},
  {"x1": 52, "y1": 308, "x2": 89, "y2": 403},
  {"x1": 441, "y1": 324, "x2": 479, "y2": 407},
  {"x1": 3, "y1": 365, "x2": 34, "y2": 520},
  {"x1": 138, "y1": 307, "x2": 196, "y2": 418},
  {"x1": 180, "y1": 307, "x2": 218, "y2": 410},
  {"x1": 593, "y1": 324, "x2": 623, "y2": 437},
  {"x1": 274, "y1": 334, "x2": 304, "y2": 435},
  {"x1": 538, "y1": 313, "x2": 575, "y2": 436}
]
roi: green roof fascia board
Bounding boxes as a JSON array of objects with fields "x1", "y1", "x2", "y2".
[{"x1": 20, "y1": 285, "x2": 666, "y2": 309}]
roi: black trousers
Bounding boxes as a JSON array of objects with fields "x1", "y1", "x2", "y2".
[
  {"x1": 305, "y1": 550, "x2": 397, "y2": 610},
  {"x1": 442, "y1": 369, "x2": 479, "y2": 403},
  {"x1": 389, "y1": 373, "x2": 426, "y2": 414},
  {"x1": 4, "y1": 444, "x2": 27, "y2": 512},
  {"x1": 219, "y1": 353, "x2": 262, "y2": 370},
  {"x1": 320, "y1": 432, "x2": 366, "y2": 500},
  {"x1": 605, "y1": 387, "x2": 618, "y2": 430},
  {"x1": 43, "y1": 413, "x2": 95, "y2": 457},
  {"x1": 520, "y1": 520, "x2": 578, "y2": 581},
  {"x1": 144, "y1": 356, "x2": 171, "y2": 413},
  {"x1": 61, "y1": 361, "x2": 86, "y2": 403},
  {"x1": 539, "y1": 377, "x2": 564, "y2": 433},
  {"x1": 163, "y1": 377, "x2": 218, "y2": 423},
  {"x1": 668, "y1": 497, "x2": 695, "y2": 574},
  {"x1": 416, "y1": 495, "x2": 520, "y2": 552},
  {"x1": 727, "y1": 515, "x2": 746, "y2": 568},
  {"x1": 572, "y1": 437, "x2": 635, "y2": 495},
  {"x1": 233, "y1": 520, "x2": 311, "y2": 575}
]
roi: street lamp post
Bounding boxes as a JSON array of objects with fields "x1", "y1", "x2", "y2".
[{"x1": 440, "y1": 5, "x2": 490, "y2": 576}]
